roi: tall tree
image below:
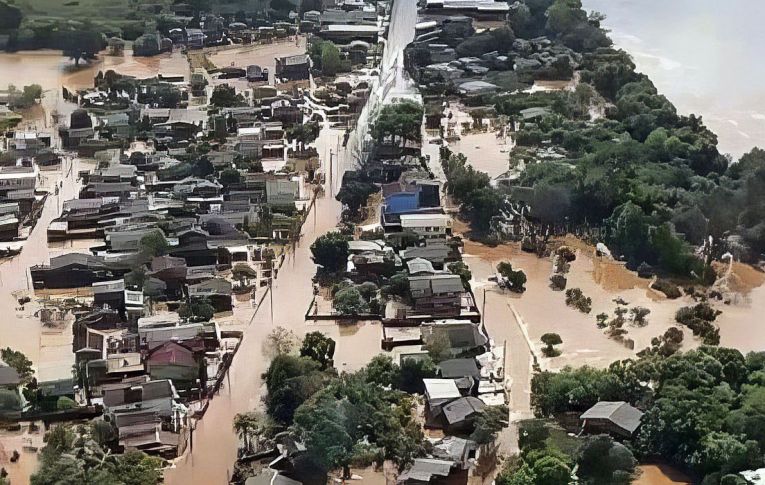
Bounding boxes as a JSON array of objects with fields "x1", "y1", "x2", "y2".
[
  {"x1": 300, "y1": 332, "x2": 336, "y2": 369},
  {"x1": 61, "y1": 30, "x2": 104, "y2": 66},
  {"x1": 310, "y1": 231, "x2": 349, "y2": 272}
]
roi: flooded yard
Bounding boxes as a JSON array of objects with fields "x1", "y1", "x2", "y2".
[
  {"x1": 442, "y1": 103, "x2": 513, "y2": 180},
  {"x1": 206, "y1": 37, "x2": 306, "y2": 87},
  {"x1": 463, "y1": 238, "x2": 696, "y2": 373},
  {"x1": 633, "y1": 464, "x2": 691, "y2": 485}
]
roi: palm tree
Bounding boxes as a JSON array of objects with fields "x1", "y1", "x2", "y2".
[{"x1": 233, "y1": 412, "x2": 278, "y2": 453}]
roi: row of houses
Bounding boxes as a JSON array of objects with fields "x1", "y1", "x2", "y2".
[
  {"x1": 0, "y1": 131, "x2": 60, "y2": 241},
  {"x1": 17, "y1": 43, "x2": 325, "y2": 460}
]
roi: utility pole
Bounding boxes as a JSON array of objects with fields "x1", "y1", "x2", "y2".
[
  {"x1": 269, "y1": 278, "x2": 274, "y2": 324},
  {"x1": 328, "y1": 149, "x2": 334, "y2": 196},
  {"x1": 482, "y1": 288, "x2": 486, "y2": 323}
]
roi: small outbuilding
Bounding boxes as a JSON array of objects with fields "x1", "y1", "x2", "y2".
[{"x1": 580, "y1": 401, "x2": 643, "y2": 437}]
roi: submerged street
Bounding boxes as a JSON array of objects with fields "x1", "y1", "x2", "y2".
[{"x1": 167, "y1": 2, "x2": 419, "y2": 482}]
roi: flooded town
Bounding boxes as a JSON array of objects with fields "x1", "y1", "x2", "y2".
[{"x1": 0, "y1": 0, "x2": 764, "y2": 484}]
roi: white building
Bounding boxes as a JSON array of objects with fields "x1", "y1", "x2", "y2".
[{"x1": 400, "y1": 213, "x2": 452, "y2": 239}]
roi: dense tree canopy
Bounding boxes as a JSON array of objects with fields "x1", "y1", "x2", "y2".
[
  {"x1": 310, "y1": 231, "x2": 349, "y2": 272},
  {"x1": 293, "y1": 370, "x2": 426, "y2": 478},
  {"x1": 372, "y1": 101, "x2": 424, "y2": 145},
  {"x1": 530, "y1": 348, "x2": 765, "y2": 482},
  {"x1": 210, "y1": 84, "x2": 245, "y2": 107},
  {"x1": 31, "y1": 424, "x2": 162, "y2": 485},
  {"x1": 61, "y1": 30, "x2": 105, "y2": 66}
]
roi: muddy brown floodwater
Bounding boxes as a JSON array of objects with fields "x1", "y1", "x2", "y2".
[
  {"x1": 632, "y1": 464, "x2": 691, "y2": 485},
  {"x1": 164, "y1": 127, "x2": 389, "y2": 484},
  {"x1": 206, "y1": 38, "x2": 306, "y2": 88}
]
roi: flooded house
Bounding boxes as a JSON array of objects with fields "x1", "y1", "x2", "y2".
[
  {"x1": 102, "y1": 378, "x2": 187, "y2": 458},
  {"x1": 580, "y1": 401, "x2": 644, "y2": 438},
  {"x1": 186, "y1": 28, "x2": 206, "y2": 49},
  {"x1": 318, "y1": 24, "x2": 379, "y2": 43},
  {"x1": 0, "y1": 160, "x2": 37, "y2": 215},
  {"x1": 274, "y1": 54, "x2": 311, "y2": 82},
  {"x1": 30, "y1": 254, "x2": 132, "y2": 289}
]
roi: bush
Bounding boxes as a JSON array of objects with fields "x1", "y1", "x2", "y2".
[
  {"x1": 565, "y1": 288, "x2": 591, "y2": 313},
  {"x1": 178, "y1": 299, "x2": 215, "y2": 322},
  {"x1": 448, "y1": 262, "x2": 472, "y2": 288},
  {"x1": 56, "y1": 396, "x2": 77, "y2": 410},
  {"x1": 497, "y1": 261, "x2": 527, "y2": 293},
  {"x1": 675, "y1": 303, "x2": 721, "y2": 345},
  {"x1": 333, "y1": 287, "x2": 367, "y2": 315},
  {"x1": 653, "y1": 279, "x2": 682, "y2": 299}
]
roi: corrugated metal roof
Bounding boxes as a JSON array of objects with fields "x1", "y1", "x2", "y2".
[{"x1": 580, "y1": 401, "x2": 644, "y2": 434}]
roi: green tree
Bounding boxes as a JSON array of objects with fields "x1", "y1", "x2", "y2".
[
  {"x1": 531, "y1": 366, "x2": 629, "y2": 416},
  {"x1": 320, "y1": 41, "x2": 342, "y2": 77},
  {"x1": 0, "y1": 389, "x2": 22, "y2": 413},
  {"x1": 32, "y1": 425, "x2": 162, "y2": 485},
  {"x1": 532, "y1": 454, "x2": 571, "y2": 485},
  {"x1": 1, "y1": 347, "x2": 34, "y2": 384},
  {"x1": 497, "y1": 262, "x2": 527, "y2": 292},
  {"x1": 310, "y1": 231, "x2": 349, "y2": 272},
  {"x1": 470, "y1": 405, "x2": 509, "y2": 444},
  {"x1": 139, "y1": 231, "x2": 168, "y2": 257},
  {"x1": 233, "y1": 411, "x2": 278, "y2": 453},
  {"x1": 210, "y1": 84, "x2": 245, "y2": 107},
  {"x1": 263, "y1": 354, "x2": 332, "y2": 424},
  {"x1": 397, "y1": 356, "x2": 436, "y2": 393},
  {"x1": 364, "y1": 354, "x2": 400, "y2": 388},
  {"x1": 61, "y1": 30, "x2": 104, "y2": 66},
  {"x1": 178, "y1": 299, "x2": 215, "y2": 322},
  {"x1": 333, "y1": 287, "x2": 367, "y2": 315},
  {"x1": 113, "y1": 451, "x2": 163, "y2": 485},
  {"x1": 293, "y1": 373, "x2": 425, "y2": 478},
  {"x1": 0, "y1": 1, "x2": 23, "y2": 30},
  {"x1": 219, "y1": 168, "x2": 242, "y2": 188},
  {"x1": 287, "y1": 121, "x2": 321, "y2": 151},
  {"x1": 448, "y1": 262, "x2": 472, "y2": 288},
  {"x1": 541, "y1": 333, "x2": 563, "y2": 357},
  {"x1": 381, "y1": 272, "x2": 410, "y2": 300},
  {"x1": 577, "y1": 435, "x2": 636, "y2": 485},
  {"x1": 691, "y1": 431, "x2": 758, "y2": 476},
  {"x1": 466, "y1": 187, "x2": 503, "y2": 233},
  {"x1": 300, "y1": 332, "x2": 336, "y2": 369},
  {"x1": 336, "y1": 180, "x2": 378, "y2": 219},
  {"x1": 372, "y1": 100, "x2": 424, "y2": 145},
  {"x1": 497, "y1": 461, "x2": 537, "y2": 485}
]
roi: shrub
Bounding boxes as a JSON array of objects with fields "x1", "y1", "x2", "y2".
[
  {"x1": 653, "y1": 279, "x2": 682, "y2": 299},
  {"x1": 565, "y1": 288, "x2": 592, "y2": 313},
  {"x1": 676, "y1": 303, "x2": 721, "y2": 345}
]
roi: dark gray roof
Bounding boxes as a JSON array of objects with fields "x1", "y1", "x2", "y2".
[
  {"x1": 431, "y1": 436, "x2": 476, "y2": 464},
  {"x1": 442, "y1": 396, "x2": 485, "y2": 424},
  {"x1": 0, "y1": 364, "x2": 20, "y2": 386},
  {"x1": 188, "y1": 278, "x2": 232, "y2": 296},
  {"x1": 580, "y1": 401, "x2": 643, "y2": 434},
  {"x1": 142, "y1": 380, "x2": 174, "y2": 401},
  {"x1": 437, "y1": 358, "x2": 480, "y2": 379},
  {"x1": 46, "y1": 253, "x2": 108, "y2": 269},
  {"x1": 409, "y1": 274, "x2": 463, "y2": 297}
]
